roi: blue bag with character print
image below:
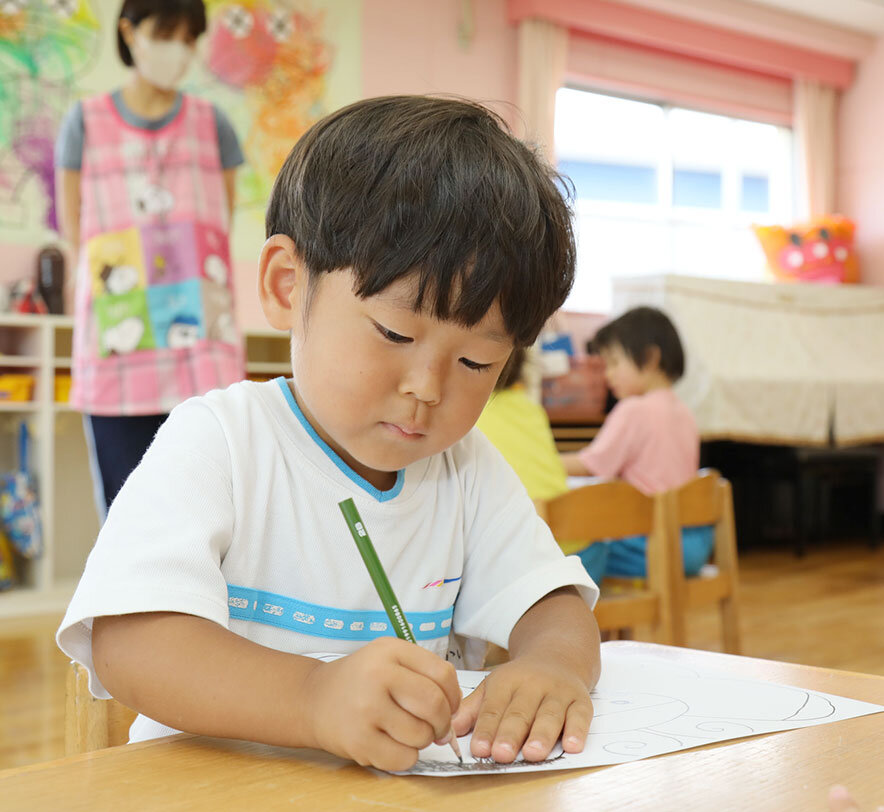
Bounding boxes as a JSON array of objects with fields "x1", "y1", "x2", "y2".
[{"x1": 0, "y1": 421, "x2": 42, "y2": 559}]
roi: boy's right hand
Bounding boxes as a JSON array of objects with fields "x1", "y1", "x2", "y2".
[{"x1": 301, "y1": 637, "x2": 461, "y2": 771}]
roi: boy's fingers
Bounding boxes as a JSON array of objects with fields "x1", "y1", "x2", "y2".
[
  {"x1": 451, "y1": 679, "x2": 485, "y2": 736},
  {"x1": 520, "y1": 696, "x2": 568, "y2": 761},
  {"x1": 380, "y1": 703, "x2": 437, "y2": 750},
  {"x1": 468, "y1": 682, "x2": 516, "y2": 759},
  {"x1": 393, "y1": 642, "x2": 461, "y2": 714},
  {"x1": 388, "y1": 669, "x2": 456, "y2": 742},
  {"x1": 561, "y1": 698, "x2": 593, "y2": 754},
  {"x1": 487, "y1": 688, "x2": 543, "y2": 763},
  {"x1": 355, "y1": 729, "x2": 419, "y2": 773}
]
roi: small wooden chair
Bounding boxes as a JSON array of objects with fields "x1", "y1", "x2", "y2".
[
  {"x1": 663, "y1": 470, "x2": 742, "y2": 653},
  {"x1": 539, "y1": 479, "x2": 683, "y2": 645},
  {"x1": 65, "y1": 661, "x2": 137, "y2": 755}
]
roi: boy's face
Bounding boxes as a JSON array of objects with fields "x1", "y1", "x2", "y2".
[
  {"x1": 288, "y1": 269, "x2": 514, "y2": 490},
  {"x1": 599, "y1": 344, "x2": 647, "y2": 400}
]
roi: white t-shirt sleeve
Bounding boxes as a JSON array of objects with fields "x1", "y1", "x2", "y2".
[
  {"x1": 451, "y1": 430, "x2": 599, "y2": 650},
  {"x1": 56, "y1": 399, "x2": 236, "y2": 698}
]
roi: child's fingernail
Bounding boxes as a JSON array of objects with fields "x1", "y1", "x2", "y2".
[
  {"x1": 527, "y1": 740, "x2": 543, "y2": 751},
  {"x1": 566, "y1": 735, "x2": 582, "y2": 748},
  {"x1": 497, "y1": 742, "x2": 513, "y2": 755}
]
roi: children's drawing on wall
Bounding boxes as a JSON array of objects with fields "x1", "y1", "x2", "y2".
[
  {"x1": 201, "y1": 2, "x2": 330, "y2": 206},
  {"x1": 0, "y1": 0, "x2": 100, "y2": 233},
  {"x1": 192, "y1": 0, "x2": 360, "y2": 260},
  {"x1": 0, "y1": 0, "x2": 360, "y2": 255}
]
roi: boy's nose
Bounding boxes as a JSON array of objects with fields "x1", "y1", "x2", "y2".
[{"x1": 399, "y1": 363, "x2": 443, "y2": 406}]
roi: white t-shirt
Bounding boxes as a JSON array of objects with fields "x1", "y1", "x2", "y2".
[{"x1": 57, "y1": 378, "x2": 598, "y2": 742}]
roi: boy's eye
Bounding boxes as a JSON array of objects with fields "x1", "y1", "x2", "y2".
[
  {"x1": 374, "y1": 322, "x2": 412, "y2": 344},
  {"x1": 460, "y1": 357, "x2": 493, "y2": 372}
]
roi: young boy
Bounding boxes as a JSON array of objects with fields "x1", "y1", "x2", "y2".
[{"x1": 57, "y1": 96, "x2": 601, "y2": 772}]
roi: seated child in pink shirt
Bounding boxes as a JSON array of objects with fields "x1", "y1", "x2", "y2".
[{"x1": 560, "y1": 306, "x2": 713, "y2": 578}]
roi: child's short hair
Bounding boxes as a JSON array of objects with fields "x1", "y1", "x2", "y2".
[
  {"x1": 266, "y1": 96, "x2": 576, "y2": 346},
  {"x1": 592, "y1": 306, "x2": 685, "y2": 382},
  {"x1": 495, "y1": 346, "x2": 527, "y2": 391},
  {"x1": 117, "y1": 0, "x2": 207, "y2": 66}
]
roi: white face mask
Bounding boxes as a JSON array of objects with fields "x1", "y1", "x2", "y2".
[{"x1": 132, "y1": 32, "x2": 194, "y2": 90}]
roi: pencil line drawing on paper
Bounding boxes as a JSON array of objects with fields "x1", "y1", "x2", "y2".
[
  {"x1": 401, "y1": 656, "x2": 880, "y2": 777},
  {"x1": 412, "y1": 748, "x2": 567, "y2": 774}
]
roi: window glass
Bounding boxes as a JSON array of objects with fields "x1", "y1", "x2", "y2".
[{"x1": 555, "y1": 87, "x2": 794, "y2": 312}]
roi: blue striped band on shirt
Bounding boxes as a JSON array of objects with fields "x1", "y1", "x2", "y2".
[{"x1": 226, "y1": 584, "x2": 453, "y2": 641}]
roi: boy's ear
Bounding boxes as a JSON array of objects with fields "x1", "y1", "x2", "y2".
[{"x1": 258, "y1": 235, "x2": 308, "y2": 331}]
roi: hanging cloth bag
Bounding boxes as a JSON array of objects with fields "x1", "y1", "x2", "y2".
[{"x1": 0, "y1": 421, "x2": 43, "y2": 558}]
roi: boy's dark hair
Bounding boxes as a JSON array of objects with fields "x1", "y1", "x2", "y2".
[
  {"x1": 592, "y1": 306, "x2": 685, "y2": 382},
  {"x1": 495, "y1": 346, "x2": 526, "y2": 391},
  {"x1": 118, "y1": 0, "x2": 207, "y2": 66},
  {"x1": 266, "y1": 96, "x2": 576, "y2": 347}
]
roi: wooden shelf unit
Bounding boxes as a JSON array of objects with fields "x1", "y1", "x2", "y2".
[{"x1": 0, "y1": 315, "x2": 289, "y2": 618}]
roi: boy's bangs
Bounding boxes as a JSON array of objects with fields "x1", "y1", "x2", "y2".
[
  {"x1": 351, "y1": 248, "x2": 548, "y2": 348},
  {"x1": 345, "y1": 156, "x2": 573, "y2": 346}
]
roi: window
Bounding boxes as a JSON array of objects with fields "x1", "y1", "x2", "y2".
[{"x1": 555, "y1": 88, "x2": 794, "y2": 312}]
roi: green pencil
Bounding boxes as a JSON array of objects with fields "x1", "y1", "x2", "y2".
[{"x1": 338, "y1": 497, "x2": 463, "y2": 763}]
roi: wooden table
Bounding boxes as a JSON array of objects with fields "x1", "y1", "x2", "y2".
[{"x1": 3, "y1": 642, "x2": 883, "y2": 812}]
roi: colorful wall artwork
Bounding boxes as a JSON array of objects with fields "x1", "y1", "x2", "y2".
[{"x1": 0, "y1": 0, "x2": 361, "y2": 260}]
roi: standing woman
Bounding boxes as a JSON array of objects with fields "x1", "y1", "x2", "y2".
[{"x1": 55, "y1": 0, "x2": 246, "y2": 518}]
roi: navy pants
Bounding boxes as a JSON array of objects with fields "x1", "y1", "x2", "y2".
[{"x1": 84, "y1": 413, "x2": 168, "y2": 519}]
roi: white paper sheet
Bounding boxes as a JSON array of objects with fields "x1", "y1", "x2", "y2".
[{"x1": 401, "y1": 649, "x2": 884, "y2": 776}]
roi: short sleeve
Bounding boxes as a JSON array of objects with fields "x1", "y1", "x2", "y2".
[
  {"x1": 54, "y1": 102, "x2": 85, "y2": 170},
  {"x1": 577, "y1": 399, "x2": 641, "y2": 479},
  {"x1": 212, "y1": 105, "x2": 245, "y2": 169},
  {"x1": 56, "y1": 399, "x2": 236, "y2": 699},
  {"x1": 451, "y1": 430, "x2": 598, "y2": 651}
]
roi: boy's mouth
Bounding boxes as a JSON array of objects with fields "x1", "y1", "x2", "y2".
[{"x1": 382, "y1": 422, "x2": 427, "y2": 439}]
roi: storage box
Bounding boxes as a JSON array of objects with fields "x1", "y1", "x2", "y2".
[
  {"x1": 0, "y1": 374, "x2": 35, "y2": 402},
  {"x1": 541, "y1": 356, "x2": 608, "y2": 423},
  {"x1": 54, "y1": 375, "x2": 72, "y2": 403}
]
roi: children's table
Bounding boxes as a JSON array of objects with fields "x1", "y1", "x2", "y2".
[{"x1": 2, "y1": 641, "x2": 882, "y2": 812}]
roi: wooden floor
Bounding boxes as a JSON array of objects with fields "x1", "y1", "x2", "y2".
[{"x1": 1, "y1": 540, "x2": 883, "y2": 772}]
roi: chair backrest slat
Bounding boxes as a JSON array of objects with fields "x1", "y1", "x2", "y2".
[
  {"x1": 545, "y1": 480, "x2": 654, "y2": 541},
  {"x1": 65, "y1": 661, "x2": 136, "y2": 755},
  {"x1": 674, "y1": 469, "x2": 722, "y2": 527}
]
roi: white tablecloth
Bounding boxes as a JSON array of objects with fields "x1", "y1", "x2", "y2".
[{"x1": 612, "y1": 274, "x2": 884, "y2": 446}]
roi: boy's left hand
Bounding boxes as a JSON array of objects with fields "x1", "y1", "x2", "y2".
[{"x1": 450, "y1": 653, "x2": 593, "y2": 763}]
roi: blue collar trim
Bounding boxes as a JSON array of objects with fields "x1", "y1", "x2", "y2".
[{"x1": 274, "y1": 377, "x2": 404, "y2": 502}]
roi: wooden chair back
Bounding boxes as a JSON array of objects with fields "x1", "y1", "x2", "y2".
[
  {"x1": 542, "y1": 479, "x2": 681, "y2": 645},
  {"x1": 665, "y1": 469, "x2": 742, "y2": 653},
  {"x1": 65, "y1": 661, "x2": 137, "y2": 755}
]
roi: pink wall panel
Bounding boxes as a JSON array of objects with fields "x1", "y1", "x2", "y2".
[
  {"x1": 838, "y1": 36, "x2": 884, "y2": 286},
  {"x1": 362, "y1": 0, "x2": 519, "y2": 130}
]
